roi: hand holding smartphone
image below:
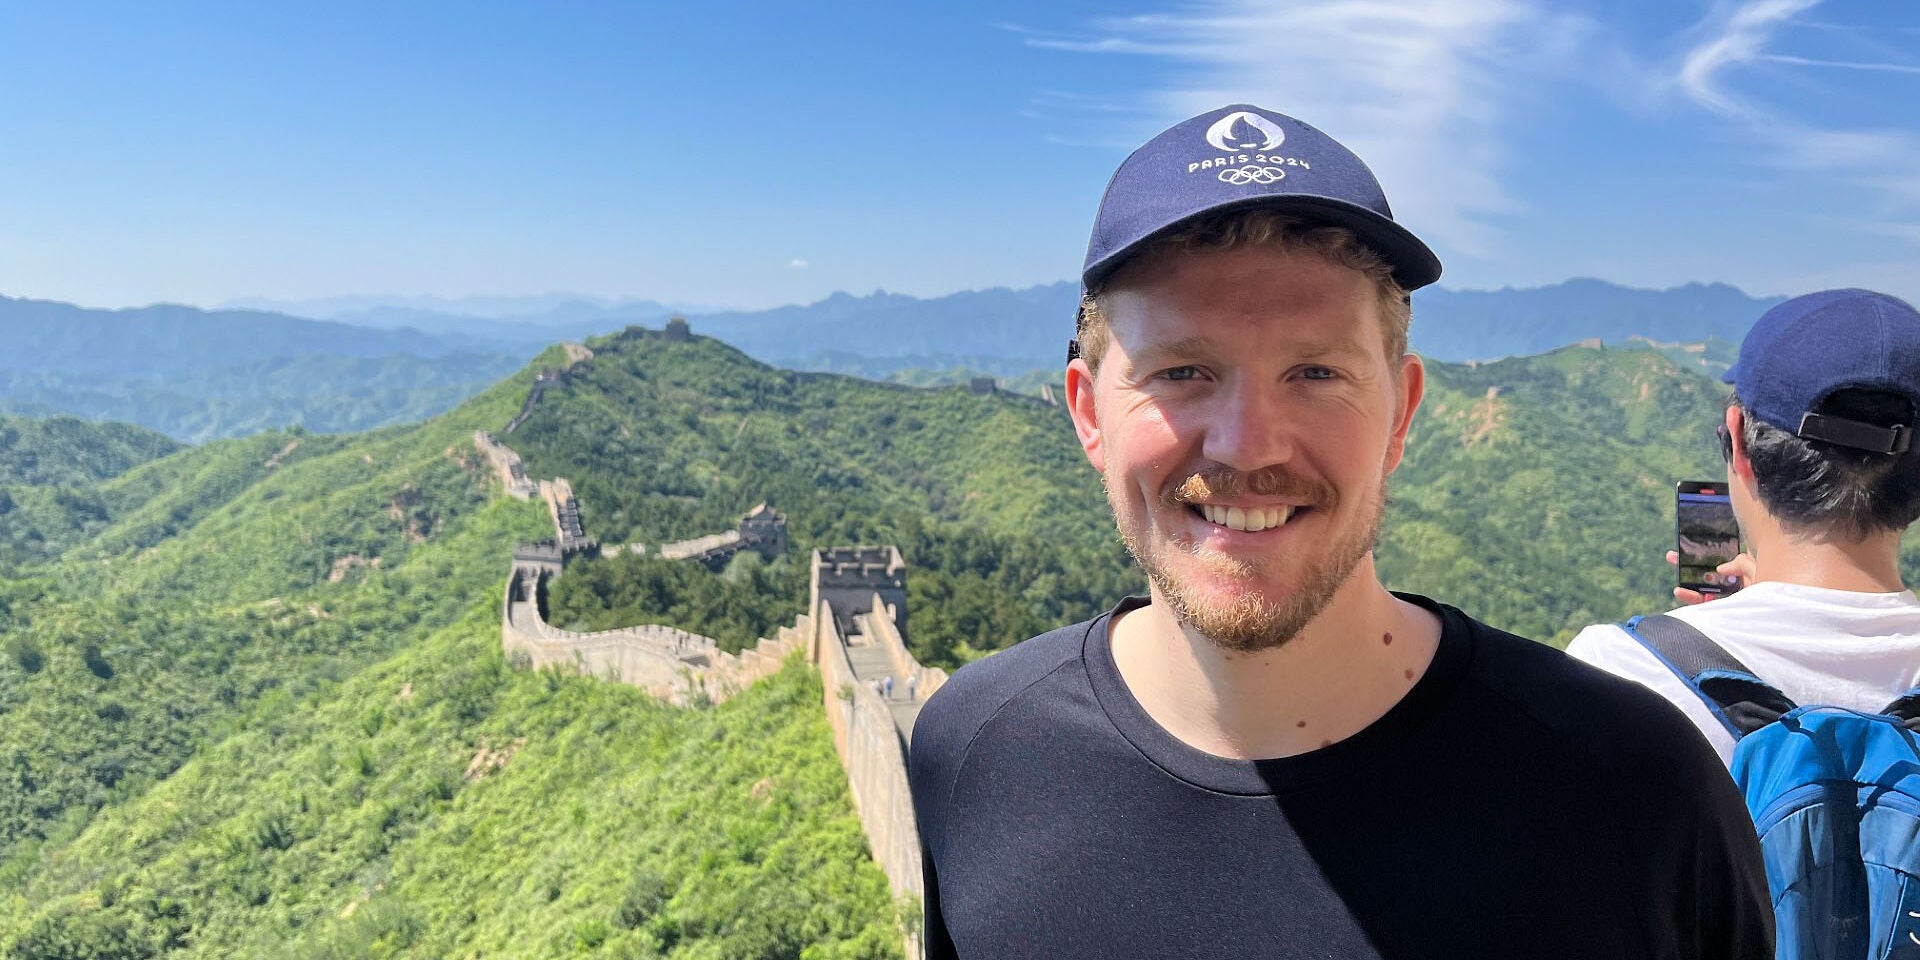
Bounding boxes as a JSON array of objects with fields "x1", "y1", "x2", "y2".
[{"x1": 1676, "y1": 481, "x2": 1743, "y2": 597}]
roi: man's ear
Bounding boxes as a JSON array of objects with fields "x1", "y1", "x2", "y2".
[
  {"x1": 1383, "y1": 353, "x2": 1425, "y2": 474},
  {"x1": 1725, "y1": 406, "x2": 1755, "y2": 481},
  {"x1": 1065, "y1": 357, "x2": 1102, "y2": 470}
]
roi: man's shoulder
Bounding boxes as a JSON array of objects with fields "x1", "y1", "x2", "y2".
[
  {"x1": 911, "y1": 618, "x2": 1095, "y2": 771},
  {"x1": 1458, "y1": 611, "x2": 1644, "y2": 707},
  {"x1": 1453, "y1": 611, "x2": 1722, "y2": 780}
]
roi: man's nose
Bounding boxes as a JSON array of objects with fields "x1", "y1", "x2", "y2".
[{"x1": 1201, "y1": 380, "x2": 1295, "y2": 472}]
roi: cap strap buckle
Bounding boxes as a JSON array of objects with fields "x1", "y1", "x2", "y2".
[{"x1": 1797, "y1": 413, "x2": 1913, "y2": 455}]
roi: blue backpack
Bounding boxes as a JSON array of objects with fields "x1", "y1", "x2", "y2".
[{"x1": 1623, "y1": 614, "x2": 1920, "y2": 960}]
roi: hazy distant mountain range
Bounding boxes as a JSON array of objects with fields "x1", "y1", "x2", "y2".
[
  {"x1": 232, "y1": 276, "x2": 1786, "y2": 372},
  {"x1": 1412, "y1": 279, "x2": 1783, "y2": 361},
  {"x1": 0, "y1": 296, "x2": 477, "y2": 374},
  {"x1": 225, "y1": 293, "x2": 695, "y2": 343},
  {"x1": 690, "y1": 278, "x2": 1784, "y2": 375},
  {"x1": 0, "y1": 296, "x2": 524, "y2": 441},
  {"x1": 2, "y1": 277, "x2": 1786, "y2": 441}
]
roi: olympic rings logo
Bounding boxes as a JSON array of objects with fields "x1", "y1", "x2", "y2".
[{"x1": 1217, "y1": 166, "x2": 1288, "y2": 185}]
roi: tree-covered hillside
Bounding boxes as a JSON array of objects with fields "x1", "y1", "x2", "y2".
[
  {"x1": 0, "y1": 417, "x2": 178, "y2": 489},
  {"x1": 532, "y1": 331, "x2": 1915, "y2": 656},
  {"x1": 0, "y1": 416, "x2": 180, "y2": 571},
  {"x1": 508, "y1": 328, "x2": 1137, "y2": 668},
  {"x1": 1382, "y1": 344, "x2": 1725, "y2": 641},
  {"x1": 0, "y1": 344, "x2": 900, "y2": 958}
]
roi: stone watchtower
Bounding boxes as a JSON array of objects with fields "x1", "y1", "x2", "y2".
[
  {"x1": 511, "y1": 540, "x2": 566, "y2": 577},
  {"x1": 664, "y1": 316, "x2": 692, "y2": 342},
  {"x1": 738, "y1": 503, "x2": 788, "y2": 559},
  {"x1": 810, "y1": 546, "x2": 907, "y2": 641}
]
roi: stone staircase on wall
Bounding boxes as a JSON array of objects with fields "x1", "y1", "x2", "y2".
[{"x1": 844, "y1": 627, "x2": 925, "y2": 745}]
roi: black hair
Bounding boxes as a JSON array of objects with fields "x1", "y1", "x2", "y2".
[{"x1": 1738, "y1": 388, "x2": 1920, "y2": 539}]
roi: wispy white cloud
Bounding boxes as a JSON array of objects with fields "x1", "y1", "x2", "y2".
[
  {"x1": 1795, "y1": 20, "x2": 1920, "y2": 37},
  {"x1": 1678, "y1": 0, "x2": 1822, "y2": 117},
  {"x1": 1760, "y1": 53, "x2": 1920, "y2": 76},
  {"x1": 1673, "y1": 0, "x2": 1920, "y2": 237},
  {"x1": 787, "y1": 258, "x2": 809, "y2": 270},
  {"x1": 1021, "y1": 1, "x2": 1599, "y2": 260}
]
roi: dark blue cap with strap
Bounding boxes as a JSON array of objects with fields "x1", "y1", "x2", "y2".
[{"x1": 1725, "y1": 289, "x2": 1920, "y2": 456}]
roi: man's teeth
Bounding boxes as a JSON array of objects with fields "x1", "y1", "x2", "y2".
[{"x1": 1197, "y1": 504, "x2": 1295, "y2": 532}]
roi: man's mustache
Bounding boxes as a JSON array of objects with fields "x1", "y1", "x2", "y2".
[{"x1": 1164, "y1": 466, "x2": 1338, "y2": 510}]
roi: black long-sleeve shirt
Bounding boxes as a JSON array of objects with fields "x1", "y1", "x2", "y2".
[{"x1": 908, "y1": 594, "x2": 1773, "y2": 959}]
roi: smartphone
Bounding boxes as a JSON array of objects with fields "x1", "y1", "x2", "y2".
[{"x1": 1676, "y1": 481, "x2": 1742, "y2": 597}]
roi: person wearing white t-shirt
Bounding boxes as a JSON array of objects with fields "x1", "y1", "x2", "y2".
[{"x1": 1566, "y1": 288, "x2": 1920, "y2": 764}]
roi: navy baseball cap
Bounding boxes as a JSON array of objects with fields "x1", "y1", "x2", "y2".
[
  {"x1": 1082, "y1": 104, "x2": 1441, "y2": 292},
  {"x1": 1726, "y1": 289, "x2": 1920, "y2": 455}
]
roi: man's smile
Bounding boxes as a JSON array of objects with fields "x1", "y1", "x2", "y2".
[{"x1": 1186, "y1": 502, "x2": 1301, "y2": 533}]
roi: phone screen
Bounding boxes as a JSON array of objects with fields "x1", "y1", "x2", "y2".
[{"x1": 1676, "y1": 481, "x2": 1741, "y2": 596}]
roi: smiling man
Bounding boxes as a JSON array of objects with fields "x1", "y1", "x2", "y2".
[{"x1": 907, "y1": 105, "x2": 1773, "y2": 959}]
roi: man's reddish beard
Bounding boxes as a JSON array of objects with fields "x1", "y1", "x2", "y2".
[{"x1": 1109, "y1": 462, "x2": 1385, "y2": 652}]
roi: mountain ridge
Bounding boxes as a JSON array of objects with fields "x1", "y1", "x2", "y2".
[
  {"x1": 1, "y1": 275, "x2": 1789, "y2": 444},
  {"x1": 682, "y1": 276, "x2": 1788, "y2": 374}
]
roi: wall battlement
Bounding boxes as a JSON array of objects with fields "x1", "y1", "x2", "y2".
[
  {"x1": 813, "y1": 546, "x2": 908, "y2": 640},
  {"x1": 539, "y1": 478, "x2": 594, "y2": 552}
]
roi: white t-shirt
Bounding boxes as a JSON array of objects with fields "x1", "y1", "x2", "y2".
[{"x1": 1565, "y1": 581, "x2": 1920, "y2": 765}]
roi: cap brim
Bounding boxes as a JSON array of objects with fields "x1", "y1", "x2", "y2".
[{"x1": 1082, "y1": 195, "x2": 1442, "y2": 293}]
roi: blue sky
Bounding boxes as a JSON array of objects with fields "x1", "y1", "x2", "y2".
[{"x1": 2, "y1": 0, "x2": 1916, "y2": 311}]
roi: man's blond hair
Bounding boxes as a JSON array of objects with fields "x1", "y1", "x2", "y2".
[{"x1": 1074, "y1": 210, "x2": 1413, "y2": 371}]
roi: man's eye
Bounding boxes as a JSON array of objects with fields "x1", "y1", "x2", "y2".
[
  {"x1": 1301, "y1": 366, "x2": 1336, "y2": 381},
  {"x1": 1162, "y1": 366, "x2": 1202, "y2": 381}
]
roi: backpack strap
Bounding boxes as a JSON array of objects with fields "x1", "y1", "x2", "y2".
[
  {"x1": 1879, "y1": 686, "x2": 1920, "y2": 730},
  {"x1": 1618, "y1": 614, "x2": 1798, "y2": 740}
]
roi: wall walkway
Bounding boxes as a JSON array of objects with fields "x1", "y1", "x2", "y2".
[{"x1": 473, "y1": 431, "x2": 538, "y2": 499}]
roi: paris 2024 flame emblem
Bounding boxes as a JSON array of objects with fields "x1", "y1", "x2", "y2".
[
  {"x1": 1204, "y1": 111, "x2": 1285, "y2": 152},
  {"x1": 1200, "y1": 112, "x2": 1293, "y2": 185}
]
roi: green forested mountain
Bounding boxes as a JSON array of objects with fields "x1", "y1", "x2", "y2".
[
  {"x1": 0, "y1": 344, "x2": 901, "y2": 958},
  {"x1": 1382, "y1": 345, "x2": 1726, "y2": 640},
  {"x1": 0, "y1": 324, "x2": 1913, "y2": 958},
  {"x1": 530, "y1": 331, "x2": 1911, "y2": 655},
  {"x1": 0, "y1": 417, "x2": 178, "y2": 488},
  {"x1": 1385, "y1": 343, "x2": 1918, "y2": 641},
  {"x1": 509, "y1": 329, "x2": 1137, "y2": 668},
  {"x1": 0, "y1": 416, "x2": 181, "y2": 571}
]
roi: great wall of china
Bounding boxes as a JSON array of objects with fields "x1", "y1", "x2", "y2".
[{"x1": 479, "y1": 326, "x2": 946, "y2": 958}]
